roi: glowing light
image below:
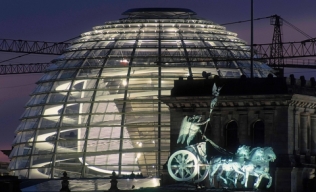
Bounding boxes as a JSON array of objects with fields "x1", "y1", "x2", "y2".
[{"x1": 120, "y1": 59, "x2": 129, "y2": 65}]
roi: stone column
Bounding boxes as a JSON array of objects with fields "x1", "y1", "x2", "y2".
[
  {"x1": 264, "y1": 111, "x2": 274, "y2": 146},
  {"x1": 294, "y1": 110, "x2": 301, "y2": 155},
  {"x1": 300, "y1": 112, "x2": 309, "y2": 154},
  {"x1": 238, "y1": 113, "x2": 248, "y2": 145},
  {"x1": 311, "y1": 114, "x2": 316, "y2": 155},
  {"x1": 291, "y1": 167, "x2": 303, "y2": 192},
  {"x1": 211, "y1": 114, "x2": 222, "y2": 145}
]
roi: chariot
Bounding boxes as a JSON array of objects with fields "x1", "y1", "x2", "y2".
[
  {"x1": 167, "y1": 83, "x2": 276, "y2": 189},
  {"x1": 167, "y1": 142, "x2": 210, "y2": 183},
  {"x1": 167, "y1": 136, "x2": 276, "y2": 188}
]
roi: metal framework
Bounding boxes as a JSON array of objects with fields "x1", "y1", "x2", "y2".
[
  {"x1": 255, "y1": 41, "x2": 316, "y2": 60},
  {"x1": 1, "y1": 39, "x2": 316, "y2": 75},
  {"x1": 269, "y1": 15, "x2": 284, "y2": 69},
  {"x1": 0, "y1": 39, "x2": 71, "y2": 55},
  {"x1": 0, "y1": 63, "x2": 50, "y2": 75}
]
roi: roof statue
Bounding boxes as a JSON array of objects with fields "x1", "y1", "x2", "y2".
[
  {"x1": 177, "y1": 115, "x2": 210, "y2": 146},
  {"x1": 168, "y1": 82, "x2": 276, "y2": 189},
  {"x1": 177, "y1": 83, "x2": 220, "y2": 146},
  {"x1": 210, "y1": 83, "x2": 222, "y2": 114}
]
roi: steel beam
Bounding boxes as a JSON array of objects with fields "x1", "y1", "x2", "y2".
[{"x1": 0, "y1": 39, "x2": 71, "y2": 55}]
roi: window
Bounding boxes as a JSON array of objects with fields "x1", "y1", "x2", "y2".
[
  {"x1": 225, "y1": 121, "x2": 239, "y2": 152},
  {"x1": 252, "y1": 120, "x2": 265, "y2": 147}
]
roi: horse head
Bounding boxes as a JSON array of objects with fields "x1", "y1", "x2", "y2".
[
  {"x1": 263, "y1": 147, "x2": 276, "y2": 162},
  {"x1": 249, "y1": 147, "x2": 265, "y2": 163},
  {"x1": 236, "y1": 145, "x2": 250, "y2": 159}
]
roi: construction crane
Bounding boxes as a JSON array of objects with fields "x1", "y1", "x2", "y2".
[
  {"x1": 0, "y1": 39, "x2": 70, "y2": 55},
  {"x1": 0, "y1": 15, "x2": 315, "y2": 75}
]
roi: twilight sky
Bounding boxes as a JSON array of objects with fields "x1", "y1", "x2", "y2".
[{"x1": 1, "y1": 0, "x2": 316, "y2": 162}]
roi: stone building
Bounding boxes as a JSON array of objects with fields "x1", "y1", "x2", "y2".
[{"x1": 161, "y1": 75, "x2": 316, "y2": 191}]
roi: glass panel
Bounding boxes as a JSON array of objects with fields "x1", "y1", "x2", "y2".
[
  {"x1": 64, "y1": 103, "x2": 79, "y2": 114},
  {"x1": 45, "y1": 61, "x2": 65, "y2": 71},
  {"x1": 58, "y1": 70, "x2": 77, "y2": 79},
  {"x1": 89, "y1": 49, "x2": 111, "y2": 57},
  {"x1": 61, "y1": 114, "x2": 79, "y2": 126},
  {"x1": 77, "y1": 68, "x2": 100, "y2": 77},
  {"x1": 88, "y1": 127, "x2": 101, "y2": 139},
  {"x1": 81, "y1": 58, "x2": 105, "y2": 67},
  {"x1": 40, "y1": 117, "x2": 60, "y2": 128},
  {"x1": 33, "y1": 82, "x2": 53, "y2": 94},
  {"x1": 30, "y1": 167, "x2": 51, "y2": 178},
  {"x1": 15, "y1": 157, "x2": 30, "y2": 169},
  {"x1": 62, "y1": 60, "x2": 83, "y2": 69},
  {"x1": 80, "y1": 41, "x2": 97, "y2": 49},
  {"x1": 36, "y1": 129, "x2": 57, "y2": 142},
  {"x1": 43, "y1": 105, "x2": 63, "y2": 116},
  {"x1": 22, "y1": 106, "x2": 43, "y2": 118},
  {"x1": 26, "y1": 94, "x2": 47, "y2": 106},
  {"x1": 52, "y1": 80, "x2": 72, "y2": 91},
  {"x1": 47, "y1": 93, "x2": 67, "y2": 103},
  {"x1": 33, "y1": 141, "x2": 55, "y2": 155},
  {"x1": 218, "y1": 69, "x2": 241, "y2": 78},
  {"x1": 39, "y1": 71, "x2": 59, "y2": 81},
  {"x1": 56, "y1": 139, "x2": 78, "y2": 152},
  {"x1": 18, "y1": 131, "x2": 35, "y2": 144},
  {"x1": 20, "y1": 118, "x2": 39, "y2": 131},
  {"x1": 8, "y1": 158, "x2": 17, "y2": 169},
  {"x1": 30, "y1": 154, "x2": 53, "y2": 167},
  {"x1": 68, "y1": 91, "x2": 93, "y2": 101},
  {"x1": 103, "y1": 127, "x2": 120, "y2": 139},
  {"x1": 71, "y1": 50, "x2": 89, "y2": 58}
]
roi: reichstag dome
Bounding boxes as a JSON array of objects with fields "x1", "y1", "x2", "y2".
[{"x1": 9, "y1": 8, "x2": 274, "y2": 178}]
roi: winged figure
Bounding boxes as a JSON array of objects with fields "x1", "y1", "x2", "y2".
[{"x1": 177, "y1": 115, "x2": 210, "y2": 146}]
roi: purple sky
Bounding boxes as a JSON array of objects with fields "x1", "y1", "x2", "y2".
[{"x1": 1, "y1": 0, "x2": 316, "y2": 162}]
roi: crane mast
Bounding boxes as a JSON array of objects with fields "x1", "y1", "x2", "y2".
[{"x1": 270, "y1": 15, "x2": 284, "y2": 77}]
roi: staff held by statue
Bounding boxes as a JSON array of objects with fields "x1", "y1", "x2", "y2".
[{"x1": 203, "y1": 83, "x2": 222, "y2": 137}]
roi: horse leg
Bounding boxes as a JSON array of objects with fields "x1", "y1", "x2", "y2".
[
  {"x1": 254, "y1": 174, "x2": 263, "y2": 189},
  {"x1": 208, "y1": 165, "x2": 219, "y2": 188},
  {"x1": 226, "y1": 171, "x2": 237, "y2": 188},
  {"x1": 217, "y1": 169, "x2": 227, "y2": 185},
  {"x1": 266, "y1": 175, "x2": 272, "y2": 188},
  {"x1": 242, "y1": 171, "x2": 249, "y2": 188},
  {"x1": 234, "y1": 173, "x2": 240, "y2": 188}
]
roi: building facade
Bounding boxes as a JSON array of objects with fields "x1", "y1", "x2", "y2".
[
  {"x1": 162, "y1": 76, "x2": 316, "y2": 191},
  {"x1": 8, "y1": 8, "x2": 274, "y2": 179}
]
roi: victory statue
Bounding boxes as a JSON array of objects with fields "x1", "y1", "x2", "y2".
[{"x1": 167, "y1": 83, "x2": 276, "y2": 189}]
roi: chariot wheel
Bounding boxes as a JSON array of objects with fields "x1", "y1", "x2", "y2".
[
  {"x1": 167, "y1": 150, "x2": 199, "y2": 181},
  {"x1": 194, "y1": 163, "x2": 209, "y2": 183}
]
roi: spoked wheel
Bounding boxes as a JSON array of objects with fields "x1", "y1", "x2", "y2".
[
  {"x1": 194, "y1": 163, "x2": 209, "y2": 183},
  {"x1": 167, "y1": 150, "x2": 198, "y2": 181}
]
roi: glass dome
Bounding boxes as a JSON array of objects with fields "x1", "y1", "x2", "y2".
[{"x1": 9, "y1": 8, "x2": 274, "y2": 179}]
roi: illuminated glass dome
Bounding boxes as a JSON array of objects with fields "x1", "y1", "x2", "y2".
[{"x1": 9, "y1": 8, "x2": 274, "y2": 178}]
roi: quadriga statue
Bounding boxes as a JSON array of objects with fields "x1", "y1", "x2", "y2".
[{"x1": 167, "y1": 83, "x2": 276, "y2": 189}]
